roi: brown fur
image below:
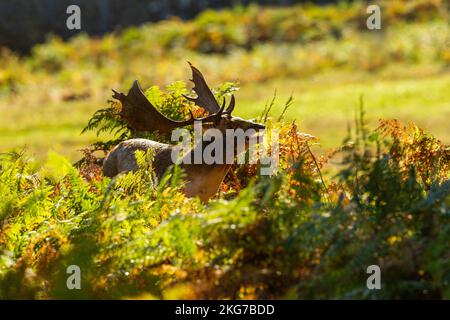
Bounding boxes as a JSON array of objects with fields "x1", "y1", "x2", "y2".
[
  {"x1": 103, "y1": 138, "x2": 232, "y2": 202},
  {"x1": 104, "y1": 64, "x2": 264, "y2": 202}
]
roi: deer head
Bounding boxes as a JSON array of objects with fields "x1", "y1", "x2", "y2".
[{"x1": 105, "y1": 63, "x2": 266, "y2": 201}]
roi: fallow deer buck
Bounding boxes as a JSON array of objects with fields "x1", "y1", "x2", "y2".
[{"x1": 103, "y1": 63, "x2": 265, "y2": 201}]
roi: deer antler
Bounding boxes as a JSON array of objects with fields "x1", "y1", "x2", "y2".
[
  {"x1": 113, "y1": 80, "x2": 207, "y2": 134},
  {"x1": 183, "y1": 61, "x2": 236, "y2": 119},
  {"x1": 112, "y1": 79, "x2": 234, "y2": 134},
  {"x1": 112, "y1": 63, "x2": 236, "y2": 134},
  {"x1": 183, "y1": 61, "x2": 222, "y2": 114},
  {"x1": 225, "y1": 94, "x2": 235, "y2": 116}
]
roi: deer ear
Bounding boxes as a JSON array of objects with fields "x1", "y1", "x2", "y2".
[{"x1": 183, "y1": 62, "x2": 221, "y2": 114}]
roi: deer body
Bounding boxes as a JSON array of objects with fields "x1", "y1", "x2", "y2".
[
  {"x1": 103, "y1": 138, "x2": 232, "y2": 202},
  {"x1": 102, "y1": 63, "x2": 264, "y2": 202}
]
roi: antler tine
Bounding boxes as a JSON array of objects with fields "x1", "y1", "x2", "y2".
[
  {"x1": 112, "y1": 88, "x2": 125, "y2": 101},
  {"x1": 225, "y1": 95, "x2": 235, "y2": 115},
  {"x1": 182, "y1": 94, "x2": 195, "y2": 103},
  {"x1": 219, "y1": 97, "x2": 226, "y2": 113}
]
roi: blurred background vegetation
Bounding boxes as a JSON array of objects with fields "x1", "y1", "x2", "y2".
[
  {"x1": 1, "y1": 0, "x2": 343, "y2": 52},
  {"x1": 0, "y1": 0, "x2": 449, "y2": 162}
]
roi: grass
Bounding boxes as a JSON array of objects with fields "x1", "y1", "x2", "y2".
[
  {"x1": 238, "y1": 67, "x2": 450, "y2": 149},
  {"x1": 1, "y1": 65, "x2": 448, "y2": 161}
]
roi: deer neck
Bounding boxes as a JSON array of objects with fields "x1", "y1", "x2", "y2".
[
  {"x1": 179, "y1": 137, "x2": 234, "y2": 202},
  {"x1": 181, "y1": 162, "x2": 232, "y2": 202},
  {"x1": 175, "y1": 128, "x2": 257, "y2": 202}
]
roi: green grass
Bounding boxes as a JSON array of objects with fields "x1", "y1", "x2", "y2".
[
  {"x1": 238, "y1": 67, "x2": 450, "y2": 149},
  {"x1": 1, "y1": 66, "x2": 448, "y2": 161}
]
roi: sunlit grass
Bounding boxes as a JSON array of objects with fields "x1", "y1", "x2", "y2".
[{"x1": 238, "y1": 68, "x2": 450, "y2": 149}]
